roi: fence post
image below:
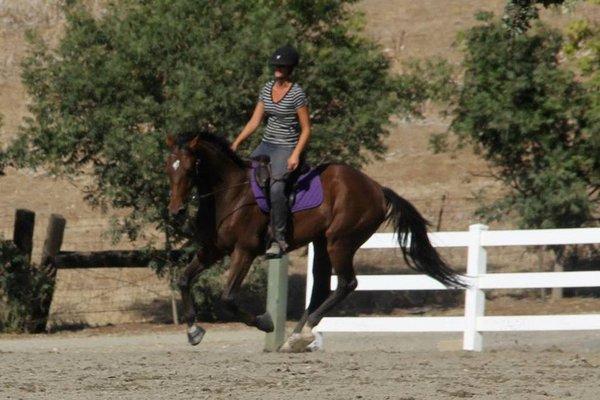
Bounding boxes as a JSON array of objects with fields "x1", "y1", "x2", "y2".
[
  {"x1": 304, "y1": 243, "x2": 324, "y2": 350},
  {"x1": 463, "y1": 224, "x2": 487, "y2": 351},
  {"x1": 551, "y1": 261, "x2": 564, "y2": 300},
  {"x1": 41, "y1": 214, "x2": 66, "y2": 268},
  {"x1": 305, "y1": 243, "x2": 315, "y2": 308},
  {"x1": 36, "y1": 214, "x2": 66, "y2": 332},
  {"x1": 264, "y1": 255, "x2": 289, "y2": 352},
  {"x1": 13, "y1": 209, "x2": 35, "y2": 262}
]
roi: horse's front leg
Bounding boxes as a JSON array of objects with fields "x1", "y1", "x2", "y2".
[
  {"x1": 178, "y1": 249, "x2": 219, "y2": 345},
  {"x1": 221, "y1": 247, "x2": 273, "y2": 332}
]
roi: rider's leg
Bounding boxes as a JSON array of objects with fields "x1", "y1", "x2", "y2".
[
  {"x1": 250, "y1": 141, "x2": 269, "y2": 159},
  {"x1": 269, "y1": 179, "x2": 288, "y2": 250},
  {"x1": 265, "y1": 143, "x2": 294, "y2": 254}
]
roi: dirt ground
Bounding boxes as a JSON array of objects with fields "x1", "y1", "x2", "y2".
[{"x1": 1, "y1": 323, "x2": 600, "y2": 400}]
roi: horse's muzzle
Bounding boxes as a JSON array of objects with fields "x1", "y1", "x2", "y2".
[{"x1": 170, "y1": 206, "x2": 187, "y2": 224}]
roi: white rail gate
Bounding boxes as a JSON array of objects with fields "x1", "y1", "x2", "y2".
[{"x1": 305, "y1": 224, "x2": 600, "y2": 351}]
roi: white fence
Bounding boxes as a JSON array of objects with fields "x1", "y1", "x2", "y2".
[{"x1": 305, "y1": 224, "x2": 600, "y2": 351}]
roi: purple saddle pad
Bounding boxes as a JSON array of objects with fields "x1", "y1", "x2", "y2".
[{"x1": 249, "y1": 163, "x2": 324, "y2": 213}]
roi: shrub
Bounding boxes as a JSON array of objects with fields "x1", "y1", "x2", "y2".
[{"x1": 0, "y1": 237, "x2": 54, "y2": 333}]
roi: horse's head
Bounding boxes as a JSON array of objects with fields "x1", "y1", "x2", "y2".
[
  {"x1": 165, "y1": 134, "x2": 201, "y2": 220},
  {"x1": 166, "y1": 132, "x2": 248, "y2": 222}
]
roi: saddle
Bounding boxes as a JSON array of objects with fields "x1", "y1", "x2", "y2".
[
  {"x1": 251, "y1": 155, "x2": 310, "y2": 207},
  {"x1": 249, "y1": 155, "x2": 323, "y2": 214}
]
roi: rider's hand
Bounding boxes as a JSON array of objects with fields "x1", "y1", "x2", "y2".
[
  {"x1": 230, "y1": 141, "x2": 239, "y2": 152},
  {"x1": 287, "y1": 153, "x2": 300, "y2": 171}
]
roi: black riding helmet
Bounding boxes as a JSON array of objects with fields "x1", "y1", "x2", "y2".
[{"x1": 269, "y1": 45, "x2": 299, "y2": 68}]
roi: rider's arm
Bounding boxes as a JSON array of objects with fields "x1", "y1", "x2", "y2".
[
  {"x1": 292, "y1": 105, "x2": 311, "y2": 157},
  {"x1": 231, "y1": 101, "x2": 265, "y2": 151},
  {"x1": 287, "y1": 105, "x2": 310, "y2": 171}
]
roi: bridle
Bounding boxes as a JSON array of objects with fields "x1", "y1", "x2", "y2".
[{"x1": 189, "y1": 153, "x2": 250, "y2": 200}]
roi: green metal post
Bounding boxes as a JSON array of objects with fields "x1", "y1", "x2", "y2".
[{"x1": 264, "y1": 255, "x2": 289, "y2": 352}]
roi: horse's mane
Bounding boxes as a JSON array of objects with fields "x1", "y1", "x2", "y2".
[{"x1": 176, "y1": 131, "x2": 248, "y2": 169}]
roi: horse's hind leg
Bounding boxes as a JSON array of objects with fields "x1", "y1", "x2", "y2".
[
  {"x1": 220, "y1": 247, "x2": 273, "y2": 332},
  {"x1": 284, "y1": 240, "x2": 358, "y2": 352},
  {"x1": 293, "y1": 239, "x2": 332, "y2": 333},
  {"x1": 307, "y1": 241, "x2": 358, "y2": 326},
  {"x1": 280, "y1": 239, "x2": 332, "y2": 352}
]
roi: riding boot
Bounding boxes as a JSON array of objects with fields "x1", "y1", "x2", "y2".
[{"x1": 266, "y1": 179, "x2": 289, "y2": 258}]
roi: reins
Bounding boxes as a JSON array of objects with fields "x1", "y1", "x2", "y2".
[
  {"x1": 195, "y1": 179, "x2": 250, "y2": 199},
  {"x1": 189, "y1": 141, "x2": 252, "y2": 200}
]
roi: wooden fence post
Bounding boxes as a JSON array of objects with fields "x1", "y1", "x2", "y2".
[
  {"x1": 264, "y1": 255, "x2": 289, "y2": 352},
  {"x1": 34, "y1": 214, "x2": 66, "y2": 332},
  {"x1": 41, "y1": 214, "x2": 66, "y2": 268},
  {"x1": 13, "y1": 209, "x2": 35, "y2": 262}
]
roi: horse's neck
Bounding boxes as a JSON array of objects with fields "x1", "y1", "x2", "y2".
[
  {"x1": 195, "y1": 145, "x2": 249, "y2": 244},
  {"x1": 203, "y1": 152, "x2": 246, "y2": 189},
  {"x1": 196, "y1": 142, "x2": 244, "y2": 184}
]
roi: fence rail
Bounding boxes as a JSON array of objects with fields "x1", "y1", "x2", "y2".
[{"x1": 306, "y1": 224, "x2": 600, "y2": 351}]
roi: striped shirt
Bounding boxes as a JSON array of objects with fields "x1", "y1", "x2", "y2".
[{"x1": 258, "y1": 80, "x2": 308, "y2": 147}]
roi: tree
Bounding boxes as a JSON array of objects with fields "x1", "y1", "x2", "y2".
[
  {"x1": 8, "y1": 0, "x2": 427, "y2": 246},
  {"x1": 433, "y1": 0, "x2": 599, "y2": 230},
  {"x1": 563, "y1": 2, "x2": 600, "y2": 148}
]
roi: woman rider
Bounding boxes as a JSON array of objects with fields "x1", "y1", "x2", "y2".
[{"x1": 231, "y1": 45, "x2": 311, "y2": 257}]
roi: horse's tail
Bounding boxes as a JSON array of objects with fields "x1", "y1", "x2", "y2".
[{"x1": 382, "y1": 187, "x2": 467, "y2": 288}]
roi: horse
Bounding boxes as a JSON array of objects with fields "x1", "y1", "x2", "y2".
[{"x1": 165, "y1": 132, "x2": 465, "y2": 352}]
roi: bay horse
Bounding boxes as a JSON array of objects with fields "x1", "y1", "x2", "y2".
[{"x1": 166, "y1": 132, "x2": 464, "y2": 352}]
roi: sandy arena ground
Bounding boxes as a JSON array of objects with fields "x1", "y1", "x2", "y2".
[{"x1": 1, "y1": 323, "x2": 599, "y2": 400}]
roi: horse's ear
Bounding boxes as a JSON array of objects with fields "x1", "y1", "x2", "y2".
[
  {"x1": 166, "y1": 134, "x2": 175, "y2": 149},
  {"x1": 188, "y1": 135, "x2": 201, "y2": 150}
]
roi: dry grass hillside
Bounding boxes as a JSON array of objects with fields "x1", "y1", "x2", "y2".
[{"x1": 1, "y1": 0, "x2": 598, "y2": 326}]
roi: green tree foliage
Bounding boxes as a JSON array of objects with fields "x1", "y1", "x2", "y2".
[
  {"x1": 502, "y1": 0, "x2": 567, "y2": 33},
  {"x1": 9, "y1": 0, "x2": 426, "y2": 244},
  {"x1": 564, "y1": 11, "x2": 600, "y2": 137},
  {"x1": 0, "y1": 238, "x2": 54, "y2": 333},
  {"x1": 435, "y1": 0, "x2": 599, "y2": 229}
]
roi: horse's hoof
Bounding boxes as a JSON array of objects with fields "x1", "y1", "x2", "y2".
[
  {"x1": 278, "y1": 338, "x2": 294, "y2": 353},
  {"x1": 279, "y1": 333, "x2": 312, "y2": 353},
  {"x1": 290, "y1": 336, "x2": 314, "y2": 352},
  {"x1": 187, "y1": 325, "x2": 206, "y2": 346},
  {"x1": 280, "y1": 329, "x2": 315, "y2": 353},
  {"x1": 256, "y1": 312, "x2": 274, "y2": 332}
]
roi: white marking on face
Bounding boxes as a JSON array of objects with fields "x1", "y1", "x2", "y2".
[{"x1": 172, "y1": 160, "x2": 180, "y2": 171}]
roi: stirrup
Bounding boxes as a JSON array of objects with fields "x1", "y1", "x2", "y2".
[{"x1": 265, "y1": 241, "x2": 286, "y2": 259}]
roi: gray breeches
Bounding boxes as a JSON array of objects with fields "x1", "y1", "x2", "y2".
[{"x1": 251, "y1": 141, "x2": 295, "y2": 241}]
